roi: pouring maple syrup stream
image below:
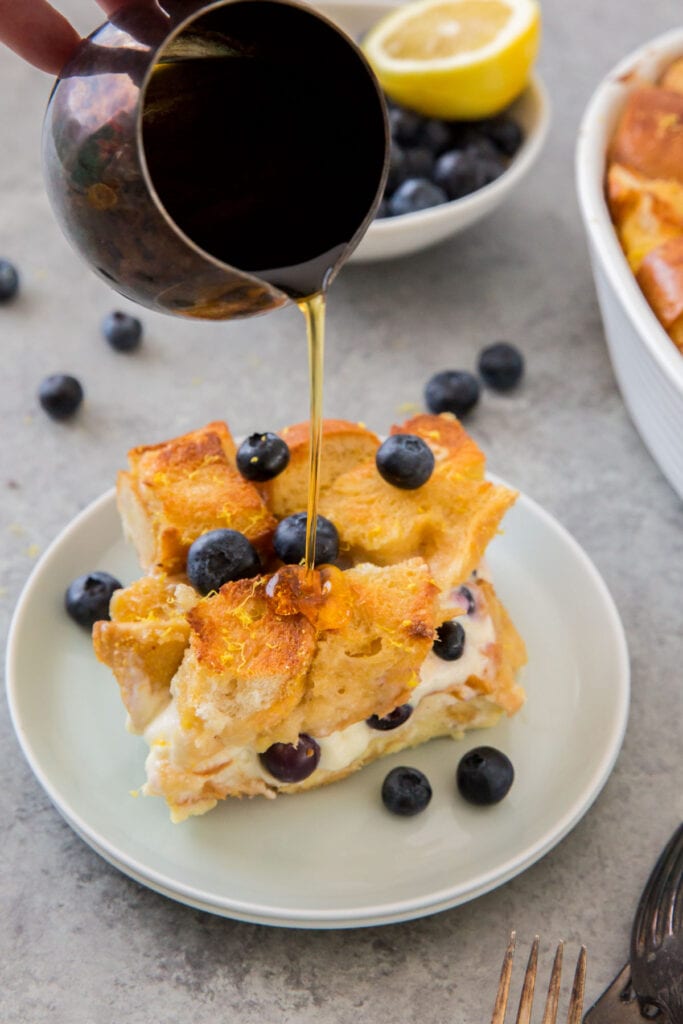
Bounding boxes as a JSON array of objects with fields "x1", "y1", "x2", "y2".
[{"x1": 298, "y1": 293, "x2": 326, "y2": 574}]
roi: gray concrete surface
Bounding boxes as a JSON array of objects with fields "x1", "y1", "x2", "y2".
[{"x1": 1, "y1": 1, "x2": 682, "y2": 1021}]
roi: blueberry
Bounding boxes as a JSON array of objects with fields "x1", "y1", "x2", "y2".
[
  {"x1": 260, "y1": 734, "x2": 320, "y2": 783},
  {"x1": 386, "y1": 142, "x2": 409, "y2": 194},
  {"x1": 388, "y1": 178, "x2": 448, "y2": 216},
  {"x1": 478, "y1": 342, "x2": 525, "y2": 391},
  {"x1": 0, "y1": 259, "x2": 19, "y2": 302},
  {"x1": 38, "y1": 374, "x2": 84, "y2": 420},
  {"x1": 102, "y1": 310, "x2": 142, "y2": 352},
  {"x1": 419, "y1": 119, "x2": 452, "y2": 155},
  {"x1": 424, "y1": 370, "x2": 480, "y2": 417},
  {"x1": 473, "y1": 155, "x2": 507, "y2": 186},
  {"x1": 480, "y1": 115, "x2": 523, "y2": 157},
  {"x1": 186, "y1": 528, "x2": 261, "y2": 594},
  {"x1": 236, "y1": 432, "x2": 290, "y2": 482},
  {"x1": 456, "y1": 746, "x2": 514, "y2": 805},
  {"x1": 367, "y1": 704, "x2": 413, "y2": 731},
  {"x1": 65, "y1": 571, "x2": 122, "y2": 628},
  {"x1": 457, "y1": 585, "x2": 476, "y2": 615},
  {"x1": 433, "y1": 619, "x2": 465, "y2": 661},
  {"x1": 273, "y1": 512, "x2": 339, "y2": 566},
  {"x1": 382, "y1": 766, "x2": 432, "y2": 816},
  {"x1": 447, "y1": 122, "x2": 490, "y2": 151},
  {"x1": 403, "y1": 146, "x2": 435, "y2": 179},
  {"x1": 433, "y1": 149, "x2": 482, "y2": 200},
  {"x1": 388, "y1": 106, "x2": 424, "y2": 147},
  {"x1": 464, "y1": 134, "x2": 501, "y2": 162},
  {"x1": 376, "y1": 434, "x2": 435, "y2": 490},
  {"x1": 470, "y1": 154, "x2": 507, "y2": 191}
]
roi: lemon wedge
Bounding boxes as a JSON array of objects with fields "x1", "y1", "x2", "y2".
[{"x1": 362, "y1": 0, "x2": 541, "y2": 120}]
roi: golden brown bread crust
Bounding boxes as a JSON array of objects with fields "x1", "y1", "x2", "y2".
[
  {"x1": 471, "y1": 578, "x2": 526, "y2": 715},
  {"x1": 637, "y1": 236, "x2": 683, "y2": 350},
  {"x1": 606, "y1": 163, "x2": 683, "y2": 272},
  {"x1": 320, "y1": 461, "x2": 515, "y2": 593},
  {"x1": 660, "y1": 57, "x2": 683, "y2": 95},
  {"x1": 93, "y1": 620, "x2": 190, "y2": 733},
  {"x1": 175, "y1": 572, "x2": 317, "y2": 748},
  {"x1": 93, "y1": 576, "x2": 197, "y2": 733},
  {"x1": 609, "y1": 86, "x2": 683, "y2": 186},
  {"x1": 277, "y1": 559, "x2": 438, "y2": 742},
  {"x1": 607, "y1": 60, "x2": 683, "y2": 352},
  {"x1": 97, "y1": 414, "x2": 526, "y2": 821},
  {"x1": 260, "y1": 419, "x2": 380, "y2": 518},
  {"x1": 118, "y1": 421, "x2": 276, "y2": 574}
]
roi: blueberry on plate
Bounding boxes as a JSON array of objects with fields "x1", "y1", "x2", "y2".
[
  {"x1": 433, "y1": 619, "x2": 465, "y2": 661},
  {"x1": 376, "y1": 434, "x2": 435, "y2": 490},
  {"x1": 367, "y1": 704, "x2": 413, "y2": 731},
  {"x1": 388, "y1": 178, "x2": 448, "y2": 217},
  {"x1": 0, "y1": 259, "x2": 19, "y2": 302},
  {"x1": 382, "y1": 766, "x2": 432, "y2": 816},
  {"x1": 424, "y1": 370, "x2": 480, "y2": 417},
  {"x1": 38, "y1": 374, "x2": 84, "y2": 420},
  {"x1": 65, "y1": 571, "x2": 122, "y2": 628},
  {"x1": 186, "y1": 528, "x2": 261, "y2": 594},
  {"x1": 260, "y1": 734, "x2": 320, "y2": 783},
  {"x1": 236, "y1": 432, "x2": 290, "y2": 482},
  {"x1": 102, "y1": 310, "x2": 142, "y2": 352},
  {"x1": 273, "y1": 512, "x2": 339, "y2": 566},
  {"x1": 456, "y1": 746, "x2": 514, "y2": 805},
  {"x1": 478, "y1": 342, "x2": 525, "y2": 391},
  {"x1": 433, "y1": 149, "x2": 483, "y2": 200}
]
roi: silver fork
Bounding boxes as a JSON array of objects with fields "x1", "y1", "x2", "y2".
[
  {"x1": 491, "y1": 933, "x2": 587, "y2": 1024},
  {"x1": 630, "y1": 822, "x2": 683, "y2": 1023}
]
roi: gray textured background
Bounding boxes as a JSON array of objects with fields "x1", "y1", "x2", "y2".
[{"x1": 1, "y1": 1, "x2": 682, "y2": 1021}]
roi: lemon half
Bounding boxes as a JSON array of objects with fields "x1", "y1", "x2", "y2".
[{"x1": 362, "y1": 0, "x2": 540, "y2": 120}]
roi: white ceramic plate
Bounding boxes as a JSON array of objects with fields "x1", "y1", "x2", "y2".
[
  {"x1": 312, "y1": 0, "x2": 550, "y2": 263},
  {"x1": 6, "y1": 485, "x2": 629, "y2": 929}
]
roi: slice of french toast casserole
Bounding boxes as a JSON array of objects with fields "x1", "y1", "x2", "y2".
[{"x1": 93, "y1": 413, "x2": 526, "y2": 821}]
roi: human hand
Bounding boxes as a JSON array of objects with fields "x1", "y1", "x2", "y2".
[{"x1": 0, "y1": 0, "x2": 164, "y2": 74}]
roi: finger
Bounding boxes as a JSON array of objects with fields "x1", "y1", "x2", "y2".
[
  {"x1": 94, "y1": 0, "x2": 168, "y2": 21},
  {"x1": 94, "y1": 0, "x2": 170, "y2": 46},
  {"x1": 0, "y1": 0, "x2": 81, "y2": 74}
]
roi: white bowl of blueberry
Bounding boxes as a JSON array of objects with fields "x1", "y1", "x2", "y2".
[{"x1": 315, "y1": 0, "x2": 550, "y2": 262}]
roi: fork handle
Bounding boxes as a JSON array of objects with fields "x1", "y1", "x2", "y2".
[{"x1": 583, "y1": 964, "x2": 656, "y2": 1024}]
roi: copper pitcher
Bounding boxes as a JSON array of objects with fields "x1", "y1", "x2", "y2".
[{"x1": 42, "y1": 0, "x2": 388, "y2": 320}]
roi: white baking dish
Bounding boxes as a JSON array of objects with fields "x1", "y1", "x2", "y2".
[{"x1": 576, "y1": 28, "x2": 683, "y2": 500}]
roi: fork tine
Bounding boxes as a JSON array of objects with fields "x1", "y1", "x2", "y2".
[
  {"x1": 539, "y1": 941, "x2": 563, "y2": 1024},
  {"x1": 515, "y1": 936, "x2": 539, "y2": 1024},
  {"x1": 566, "y1": 946, "x2": 587, "y2": 1024},
  {"x1": 491, "y1": 932, "x2": 516, "y2": 1024}
]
